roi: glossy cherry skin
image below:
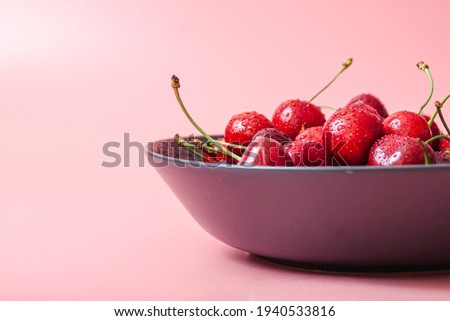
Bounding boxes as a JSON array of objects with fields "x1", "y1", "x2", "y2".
[
  {"x1": 347, "y1": 93, "x2": 389, "y2": 118},
  {"x1": 272, "y1": 99, "x2": 326, "y2": 140},
  {"x1": 238, "y1": 137, "x2": 292, "y2": 166},
  {"x1": 224, "y1": 111, "x2": 273, "y2": 146},
  {"x1": 322, "y1": 102, "x2": 384, "y2": 165},
  {"x1": 287, "y1": 126, "x2": 326, "y2": 166},
  {"x1": 368, "y1": 134, "x2": 435, "y2": 166},
  {"x1": 383, "y1": 111, "x2": 432, "y2": 141}
]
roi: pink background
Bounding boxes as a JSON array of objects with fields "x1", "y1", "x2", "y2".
[{"x1": 1, "y1": 0, "x2": 450, "y2": 300}]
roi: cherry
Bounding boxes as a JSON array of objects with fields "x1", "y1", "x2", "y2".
[
  {"x1": 272, "y1": 100, "x2": 325, "y2": 140},
  {"x1": 286, "y1": 126, "x2": 326, "y2": 166},
  {"x1": 368, "y1": 134, "x2": 435, "y2": 166},
  {"x1": 285, "y1": 126, "x2": 327, "y2": 167},
  {"x1": 323, "y1": 102, "x2": 384, "y2": 165},
  {"x1": 347, "y1": 93, "x2": 388, "y2": 118},
  {"x1": 238, "y1": 137, "x2": 292, "y2": 166},
  {"x1": 383, "y1": 111, "x2": 432, "y2": 141},
  {"x1": 170, "y1": 62, "x2": 450, "y2": 168},
  {"x1": 224, "y1": 111, "x2": 274, "y2": 147},
  {"x1": 272, "y1": 58, "x2": 352, "y2": 140}
]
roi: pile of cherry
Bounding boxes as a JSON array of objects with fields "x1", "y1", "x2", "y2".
[{"x1": 171, "y1": 59, "x2": 450, "y2": 167}]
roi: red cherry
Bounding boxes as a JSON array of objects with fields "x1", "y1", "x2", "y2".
[
  {"x1": 383, "y1": 111, "x2": 432, "y2": 141},
  {"x1": 224, "y1": 111, "x2": 273, "y2": 147},
  {"x1": 348, "y1": 93, "x2": 389, "y2": 118},
  {"x1": 272, "y1": 99, "x2": 326, "y2": 140},
  {"x1": 287, "y1": 126, "x2": 326, "y2": 166},
  {"x1": 368, "y1": 134, "x2": 436, "y2": 166},
  {"x1": 323, "y1": 102, "x2": 384, "y2": 165},
  {"x1": 238, "y1": 137, "x2": 292, "y2": 166}
]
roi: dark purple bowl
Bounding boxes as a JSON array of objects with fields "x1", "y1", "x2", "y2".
[{"x1": 148, "y1": 136, "x2": 450, "y2": 272}]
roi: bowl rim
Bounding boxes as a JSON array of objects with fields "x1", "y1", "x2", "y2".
[{"x1": 147, "y1": 136, "x2": 450, "y2": 172}]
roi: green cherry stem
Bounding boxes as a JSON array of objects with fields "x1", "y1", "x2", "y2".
[
  {"x1": 215, "y1": 140, "x2": 247, "y2": 150},
  {"x1": 185, "y1": 137, "x2": 245, "y2": 155},
  {"x1": 428, "y1": 93, "x2": 450, "y2": 126},
  {"x1": 428, "y1": 109, "x2": 438, "y2": 125},
  {"x1": 425, "y1": 134, "x2": 450, "y2": 145},
  {"x1": 309, "y1": 58, "x2": 353, "y2": 103},
  {"x1": 189, "y1": 137, "x2": 246, "y2": 152},
  {"x1": 417, "y1": 139, "x2": 430, "y2": 165},
  {"x1": 435, "y1": 100, "x2": 450, "y2": 135},
  {"x1": 175, "y1": 134, "x2": 211, "y2": 161},
  {"x1": 171, "y1": 75, "x2": 242, "y2": 162},
  {"x1": 440, "y1": 93, "x2": 450, "y2": 106},
  {"x1": 417, "y1": 61, "x2": 434, "y2": 114},
  {"x1": 319, "y1": 105, "x2": 338, "y2": 110}
]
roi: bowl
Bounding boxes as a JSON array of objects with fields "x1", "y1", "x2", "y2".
[{"x1": 148, "y1": 136, "x2": 450, "y2": 272}]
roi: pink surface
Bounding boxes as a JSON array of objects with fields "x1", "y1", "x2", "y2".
[{"x1": 1, "y1": 0, "x2": 450, "y2": 300}]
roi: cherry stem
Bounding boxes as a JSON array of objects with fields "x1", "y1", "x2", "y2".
[
  {"x1": 171, "y1": 75, "x2": 242, "y2": 162},
  {"x1": 428, "y1": 110, "x2": 438, "y2": 125},
  {"x1": 417, "y1": 139, "x2": 430, "y2": 165},
  {"x1": 417, "y1": 61, "x2": 434, "y2": 114},
  {"x1": 187, "y1": 137, "x2": 246, "y2": 153},
  {"x1": 175, "y1": 134, "x2": 211, "y2": 161},
  {"x1": 441, "y1": 93, "x2": 450, "y2": 106},
  {"x1": 428, "y1": 93, "x2": 450, "y2": 127},
  {"x1": 202, "y1": 143, "x2": 227, "y2": 157},
  {"x1": 215, "y1": 140, "x2": 247, "y2": 150},
  {"x1": 309, "y1": 58, "x2": 353, "y2": 103},
  {"x1": 320, "y1": 105, "x2": 338, "y2": 110},
  {"x1": 190, "y1": 139, "x2": 232, "y2": 157},
  {"x1": 435, "y1": 100, "x2": 450, "y2": 135},
  {"x1": 425, "y1": 134, "x2": 450, "y2": 145}
]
